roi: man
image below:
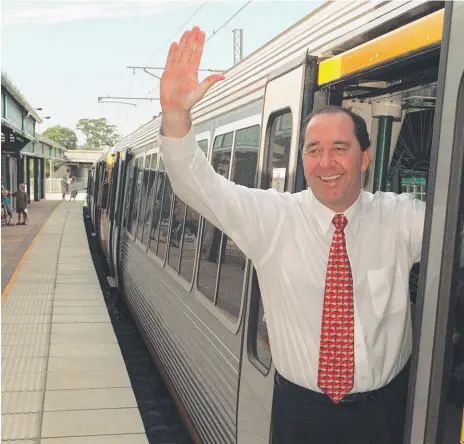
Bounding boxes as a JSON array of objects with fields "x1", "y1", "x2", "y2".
[
  {"x1": 12, "y1": 183, "x2": 28, "y2": 225},
  {"x1": 159, "y1": 26, "x2": 425, "y2": 443},
  {"x1": 61, "y1": 175, "x2": 69, "y2": 201}
]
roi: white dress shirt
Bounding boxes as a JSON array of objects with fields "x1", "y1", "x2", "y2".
[{"x1": 160, "y1": 126, "x2": 426, "y2": 393}]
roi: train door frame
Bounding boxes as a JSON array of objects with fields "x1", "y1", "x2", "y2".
[
  {"x1": 108, "y1": 152, "x2": 120, "y2": 277},
  {"x1": 405, "y1": 2, "x2": 464, "y2": 443},
  {"x1": 236, "y1": 54, "x2": 317, "y2": 443},
  {"x1": 114, "y1": 151, "x2": 130, "y2": 289}
]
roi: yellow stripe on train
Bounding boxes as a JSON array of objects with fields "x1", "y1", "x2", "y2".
[
  {"x1": 461, "y1": 409, "x2": 464, "y2": 444},
  {"x1": 318, "y1": 8, "x2": 444, "y2": 86}
]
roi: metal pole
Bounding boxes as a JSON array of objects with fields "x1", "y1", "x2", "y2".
[
  {"x1": 34, "y1": 158, "x2": 39, "y2": 201},
  {"x1": 40, "y1": 158, "x2": 45, "y2": 199},
  {"x1": 371, "y1": 97, "x2": 402, "y2": 193},
  {"x1": 5, "y1": 156, "x2": 11, "y2": 191},
  {"x1": 372, "y1": 116, "x2": 393, "y2": 192},
  {"x1": 26, "y1": 156, "x2": 31, "y2": 203},
  {"x1": 16, "y1": 156, "x2": 24, "y2": 186}
]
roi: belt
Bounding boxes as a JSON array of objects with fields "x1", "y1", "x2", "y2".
[{"x1": 275, "y1": 361, "x2": 410, "y2": 405}]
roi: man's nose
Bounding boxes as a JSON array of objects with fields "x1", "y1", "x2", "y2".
[{"x1": 319, "y1": 151, "x2": 335, "y2": 169}]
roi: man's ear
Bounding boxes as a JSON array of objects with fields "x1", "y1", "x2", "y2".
[{"x1": 361, "y1": 147, "x2": 371, "y2": 172}]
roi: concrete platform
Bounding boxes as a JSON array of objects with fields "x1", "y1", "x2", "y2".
[
  {"x1": 1, "y1": 200, "x2": 61, "y2": 293},
  {"x1": 1, "y1": 201, "x2": 148, "y2": 444}
]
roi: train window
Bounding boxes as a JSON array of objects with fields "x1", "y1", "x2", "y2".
[
  {"x1": 130, "y1": 159, "x2": 144, "y2": 237},
  {"x1": 166, "y1": 140, "x2": 208, "y2": 281},
  {"x1": 197, "y1": 139, "x2": 208, "y2": 155},
  {"x1": 248, "y1": 270, "x2": 272, "y2": 372},
  {"x1": 115, "y1": 158, "x2": 126, "y2": 228},
  {"x1": 126, "y1": 158, "x2": 139, "y2": 232},
  {"x1": 167, "y1": 196, "x2": 187, "y2": 273},
  {"x1": 122, "y1": 163, "x2": 130, "y2": 228},
  {"x1": 179, "y1": 206, "x2": 200, "y2": 283},
  {"x1": 197, "y1": 131, "x2": 233, "y2": 303},
  {"x1": 149, "y1": 158, "x2": 167, "y2": 255},
  {"x1": 230, "y1": 125, "x2": 260, "y2": 188},
  {"x1": 141, "y1": 154, "x2": 158, "y2": 246},
  {"x1": 264, "y1": 110, "x2": 293, "y2": 191},
  {"x1": 216, "y1": 125, "x2": 260, "y2": 321},
  {"x1": 156, "y1": 176, "x2": 174, "y2": 260},
  {"x1": 135, "y1": 154, "x2": 152, "y2": 241},
  {"x1": 246, "y1": 113, "x2": 293, "y2": 369}
]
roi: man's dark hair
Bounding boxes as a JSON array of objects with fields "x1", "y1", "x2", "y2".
[{"x1": 300, "y1": 106, "x2": 371, "y2": 152}]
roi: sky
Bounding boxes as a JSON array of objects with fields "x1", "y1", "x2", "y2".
[{"x1": 1, "y1": 0, "x2": 324, "y2": 145}]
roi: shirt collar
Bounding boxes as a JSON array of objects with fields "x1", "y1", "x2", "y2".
[{"x1": 308, "y1": 189, "x2": 363, "y2": 236}]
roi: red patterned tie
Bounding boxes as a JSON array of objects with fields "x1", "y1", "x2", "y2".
[{"x1": 317, "y1": 214, "x2": 354, "y2": 403}]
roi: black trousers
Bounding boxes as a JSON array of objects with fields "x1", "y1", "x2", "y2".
[{"x1": 270, "y1": 362, "x2": 410, "y2": 444}]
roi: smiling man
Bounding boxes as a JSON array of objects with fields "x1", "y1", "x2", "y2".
[
  {"x1": 302, "y1": 108, "x2": 371, "y2": 213},
  {"x1": 159, "y1": 26, "x2": 426, "y2": 444}
]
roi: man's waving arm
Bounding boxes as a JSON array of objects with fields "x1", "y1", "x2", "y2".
[{"x1": 159, "y1": 27, "x2": 282, "y2": 263}]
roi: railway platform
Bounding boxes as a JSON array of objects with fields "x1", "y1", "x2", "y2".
[
  {"x1": 1, "y1": 200, "x2": 149, "y2": 443},
  {"x1": 1, "y1": 200, "x2": 61, "y2": 294}
]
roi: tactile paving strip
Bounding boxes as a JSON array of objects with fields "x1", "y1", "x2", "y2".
[
  {"x1": 1, "y1": 357, "x2": 47, "y2": 374},
  {"x1": 2, "y1": 300, "x2": 53, "y2": 315},
  {"x1": 20, "y1": 260, "x2": 57, "y2": 270},
  {"x1": 1, "y1": 413, "x2": 41, "y2": 439},
  {"x1": 2, "y1": 334, "x2": 51, "y2": 346},
  {"x1": 6, "y1": 282, "x2": 56, "y2": 295},
  {"x1": 14, "y1": 273, "x2": 56, "y2": 285},
  {"x1": 25, "y1": 251, "x2": 60, "y2": 261},
  {"x1": 1, "y1": 391, "x2": 43, "y2": 414},
  {"x1": 1, "y1": 440, "x2": 39, "y2": 444},
  {"x1": 2, "y1": 344, "x2": 49, "y2": 358},
  {"x1": 2, "y1": 324, "x2": 51, "y2": 335},
  {"x1": 2, "y1": 314, "x2": 52, "y2": 324},
  {"x1": 2, "y1": 372, "x2": 46, "y2": 392},
  {"x1": 1, "y1": 293, "x2": 54, "y2": 305}
]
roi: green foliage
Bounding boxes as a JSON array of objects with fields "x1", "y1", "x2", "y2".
[
  {"x1": 76, "y1": 118, "x2": 119, "y2": 150},
  {"x1": 42, "y1": 125, "x2": 78, "y2": 150}
]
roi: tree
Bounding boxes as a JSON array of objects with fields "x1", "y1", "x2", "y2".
[
  {"x1": 76, "y1": 118, "x2": 119, "y2": 150},
  {"x1": 42, "y1": 125, "x2": 78, "y2": 150}
]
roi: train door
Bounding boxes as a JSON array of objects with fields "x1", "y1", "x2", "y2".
[
  {"x1": 108, "y1": 152, "x2": 120, "y2": 276},
  {"x1": 236, "y1": 56, "x2": 317, "y2": 443},
  {"x1": 406, "y1": 3, "x2": 464, "y2": 443}
]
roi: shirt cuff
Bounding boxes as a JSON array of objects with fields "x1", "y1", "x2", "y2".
[{"x1": 159, "y1": 125, "x2": 198, "y2": 161}]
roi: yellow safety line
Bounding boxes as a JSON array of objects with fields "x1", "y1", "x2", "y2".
[{"x1": 1, "y1": 204, "x2": 59, "y2": 305}]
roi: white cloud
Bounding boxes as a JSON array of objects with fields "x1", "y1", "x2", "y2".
[{"x1": 2, "y1": 1, "x2": 186, "y2": 26}]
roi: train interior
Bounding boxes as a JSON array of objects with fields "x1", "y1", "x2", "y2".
[{"x1": 335, "y1": 72, "x2": 462, "y2": 442}]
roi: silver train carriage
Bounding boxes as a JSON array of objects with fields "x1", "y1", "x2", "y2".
[{"x1": 88, "y1": 2, "x2": 464, "y2": 443}]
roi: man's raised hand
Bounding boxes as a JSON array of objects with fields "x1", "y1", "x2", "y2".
[{"x1": 160, "y1": 27, "x2": 225, "y2": 115}]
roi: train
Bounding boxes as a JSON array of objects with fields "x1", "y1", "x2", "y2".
[{"x1": 87, "y1": 1, "x2": 464, "y2": 443}]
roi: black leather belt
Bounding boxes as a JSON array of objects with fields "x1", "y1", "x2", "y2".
[{"x1": 275, "y1": 361, "x2": 410, "y2": 405}]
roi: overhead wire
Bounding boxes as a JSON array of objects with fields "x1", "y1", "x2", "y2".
[
  {"x1": 146, "y1": 1, "x2": 209, "y2": 64},
  {"x1": 145, "y1": 0, "x2": 252, "y2": 98},
  {"x1": 206, "y1": 1, "x2": 251, "y2": 43},
  {"x1": 144, "y1": 1, "x2": 208, "y2": 98}
]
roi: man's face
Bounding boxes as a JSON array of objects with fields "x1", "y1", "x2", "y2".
[{"x1": 302, "y1": 112, "x2": 371, "y2": 212}]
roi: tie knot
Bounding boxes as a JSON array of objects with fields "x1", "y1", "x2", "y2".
[{"x1": 332, "y1": 214, "x2": 347, "y2": 231}]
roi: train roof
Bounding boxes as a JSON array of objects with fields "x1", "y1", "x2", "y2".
[
  {"x1": 191, "y1": 0, "x2": 440, "y2": 124},
  {"x1": 105, "y1": 0, "x2": 441, "y2": 160}
]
